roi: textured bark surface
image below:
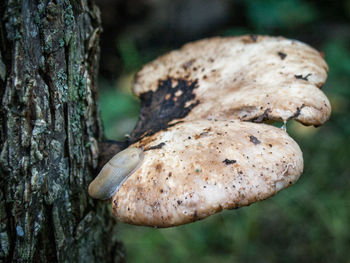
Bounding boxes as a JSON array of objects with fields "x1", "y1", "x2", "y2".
[{"x1": 0, "y1": 0, "x2": 124, "y2": 262}]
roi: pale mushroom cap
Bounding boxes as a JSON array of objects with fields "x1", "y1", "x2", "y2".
[
  {"x1": 112, "y1": 120, "x2": 303, "y2": 227},
  {"x1": 133, "y1": 35, "x2": 330, "y2": 126}
]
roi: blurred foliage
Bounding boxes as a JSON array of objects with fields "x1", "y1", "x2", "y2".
[
  {"x1": 98, "y1": 0, "x2": 350, "y2": 262},
  {"x1": 246, "y1": 0, "x2": 318, "y2": 31},
  {"x1": 117, "y1": 37, "x2": 142, "y2": 73},
  {"x1": 98, "y1": 76, "x2": 139, "y2": 140}
]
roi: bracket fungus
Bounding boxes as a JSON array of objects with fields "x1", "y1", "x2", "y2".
[{"x1": 90, "y1": 35, "x2": 331, "y2": 227}]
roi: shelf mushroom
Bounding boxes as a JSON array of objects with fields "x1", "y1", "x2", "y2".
[{"x1": 89, "y1": 35, "x2": 331, "y2": 227}]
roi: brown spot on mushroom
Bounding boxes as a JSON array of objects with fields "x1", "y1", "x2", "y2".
[
  {"x1": 193, "y1": 210, "x2": 198, "y2": 220},
  {"x1": 194, "y1": 132, "x2": 209, "y2": 139},
  {"x1": 250, "y1": 34, "x2": 258, "y2": 42},
  {"x1": 277, "y1": 51, "x2": 287, "y2": 60},
  {"x1": 182, "y1": 59, "x2": 196, "y2": 70},
  {"x1": 241, "y1": 34, "x2": 259, "y2": 43},
  {"x1": 249, "y1": 135, "x2": 261, "y2": 145},
  {"x1": 250, "y1": 108, "x2": 272, "y2": 123},
  {"x1": 223, "y1": 159, "x2": 237, "y2": 165},
  {"x1": 295, "y1": 73, "x2": 312, "y2": 81},
  {"x1": 145, "y1": 142, "x2": 166, "y2": 151},
  {"x1": 288, "y1": 104, "x2": 305, "y2": 120},
  {"x1": 138, "y1": 134, "x2": 157, "y2": 148},
  {"x1": 155, "y1": 163, "x2": 162, "y2": 172}
]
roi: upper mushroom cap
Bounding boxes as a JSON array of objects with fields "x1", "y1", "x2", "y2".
[
  {"x1": 112, "y1": 119, "x2": 303, "y2": 227},
  {"x1": 133, "y1": 35, "x2": 330, "y2": 126}
]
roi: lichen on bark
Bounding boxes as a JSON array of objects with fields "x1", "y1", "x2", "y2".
[{"x1": 0, "y1": 0, "x2": 124, "y2": 262}]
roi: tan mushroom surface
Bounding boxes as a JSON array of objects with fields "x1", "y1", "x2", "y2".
[
  {"x1": 90, "y1": 35, "x2": 332, "y2": 227},
  {"x1": 112, "y1": 120, "x2": 303, "y2": 227},
  {"x1": 133, "y1": 35, "x2": 330, "y2": 126}
]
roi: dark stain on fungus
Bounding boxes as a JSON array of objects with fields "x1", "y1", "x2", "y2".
[
  {"x1": 250, "y1": 135, "x2": 261, "y2": 145},
  {"x1": 223, "y1": 159, "x2": 237, "y2": 165},
  {"x1": 249, "y1": 34, "x2": 258, "y2": 42},
  {"x1": 288, "y1": 104, "x2": 305, "y2": 120},
  {"x1": 241, "y1": 34, "x2": 259, "y2": 44},
  {"x1": 182, "y1": 58, "x2": 196, "y2": 70},
  {"x1": 295, "y1": 73, "x2": 312, "y2": 81},
  {"x1": 145, "y1": 142, "x2": 166, "y2": 151},
  {"x1": 242, "y1": 34, "x2": 259, "y2": 43},
  {"x1": 194, "y1": 132, "x2": 209, "y2": 139},
  {"x1": 277, "y1": 51, "x2": 287, "y2": 60},
  {"x1": 131, "y1": 77, "x2": 200, "y2": 141},
  {"x1": 193, "y1": 210, "x2": 198, "y2": 219},
  {"x1": 155, "y1": 163, "x2": 162, "y2": 172},
  {"x1": 250, "y1": 108, "x2": 272, "y2": 123}
]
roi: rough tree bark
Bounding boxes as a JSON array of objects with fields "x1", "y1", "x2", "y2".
[{"x1": 0, "y1": 0, "x2": 124, "y2": 262}]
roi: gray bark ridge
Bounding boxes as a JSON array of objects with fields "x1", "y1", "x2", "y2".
[{"x1": 0, "y1": 0, "x2": 124, "y2": 262}]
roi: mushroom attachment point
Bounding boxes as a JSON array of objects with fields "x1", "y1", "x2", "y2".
[{"x1": 88, "y1": 147, "x2": 144, "y2": 200}]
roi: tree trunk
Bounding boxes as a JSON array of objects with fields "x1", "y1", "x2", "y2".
[{"x1": 0, "y1": 0, "x2": 124, "y2": 262}]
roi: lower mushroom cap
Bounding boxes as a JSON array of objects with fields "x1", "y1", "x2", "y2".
[{"x1": 112, "y1": 120, "x2": 303, "y2": 227}]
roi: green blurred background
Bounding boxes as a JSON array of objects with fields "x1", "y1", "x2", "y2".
[{"x1": 95, "y1": 0, "x2": 350, "y2": 262}]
